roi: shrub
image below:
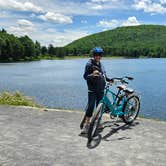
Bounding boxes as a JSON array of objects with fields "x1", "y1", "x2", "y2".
[{"x1": 0, "y1": 91, "x2": 41, "y2": 107}]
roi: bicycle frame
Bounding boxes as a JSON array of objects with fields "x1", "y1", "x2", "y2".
[{"x1": 99, "y1": 84, "x2": 127, "y2": 119}]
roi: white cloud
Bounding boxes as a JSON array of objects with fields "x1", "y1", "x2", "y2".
[
  {"x1": 55, "y1": 29, "x2": 89, "y2": 46},
  {"x1": 7, "y1": 26, "x2": 29, "y2": 36},
  {"x1": 122, "y1": 16, "x2": 140, "y2": 26},
  {"x1": 98, "y1": 19, "x2": 119, "y2": 29},
  {"x1": 133, "y1": 0, "x2": 166, "y2": 14},
  {"x1": 91, "y1": 4, "x2": 103, "y2": 10},
  {"x1": 54, "y1": 0, "x2": 126, "y2": 13},
  {"x1": 38, "y1": 12, "x2": 73, "y2": 24},
  {"x1": 7, "y1": 23, "x2": 88, "y2": 46},
  {"x1": 0, "y1": 0, "x2": 43, "y2": 13},
  {"x1": 0, "y1": 1, "x2": 73, "y2": 25},
  {"x1": 7, "y1": 19, "x2": 35, "y2": 36},
  {"x1": 160, "y1": 0, "x2": 166, "y2": 4},
  {"x1": 0, "y1": 0, "x2": 128, "y2": 17},
  {"x1": 49, "y1": 1, "x2": 99, "y2": 16},
  {"x1": 91, "y1": 0, "x2": 118, "y2": 2},
  {"x1": 10, "y1": 26, "x2": 34, "y2": 35},
  {"x1": 87, "y1": 0, "x2": 126, "y2": 11},
  {"x1": 98, "y1": 16, "x2": 141, "y2": 30},
  {"x1": 30, "y1": 29, "x2": 89, "y2": 47},
  {"x1": 23, "y1": 2, "x2": 43, "y2": 13},
  {"x1": 17, "y1": 19, "x2": 34, "y2": 28}
]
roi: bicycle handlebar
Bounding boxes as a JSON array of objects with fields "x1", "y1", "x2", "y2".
[
  {"x1": 121, "y1": 79, "x2": 129, "y2": 84},
  {"x1": 109, "y1": 76, "x2": 134, "y2": 85},
  {"x1": 125, "y1": 76, "x2": 134, "y2": 80}
]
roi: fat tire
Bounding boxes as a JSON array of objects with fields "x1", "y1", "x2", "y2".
[
  {"x1": 122, "y1": 95, "x2": 140, "y2": 124},
  {"x1": 87, "y1": 103, "x2": 103, "y2": 143}
]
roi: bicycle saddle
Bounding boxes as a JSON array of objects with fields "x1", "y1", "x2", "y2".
[
  {"x1": 117, "y1": 85, "x2": 134, "y2": 94},
  {"x1": 124, "y1": 88, "x2": 134, "y2": 94},
  {"x1": 117, "y1": 85, "x2": 126, "y2": 90}
]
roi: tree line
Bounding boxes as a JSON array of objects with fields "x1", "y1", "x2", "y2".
[
  {"x1": 0, "y1": 29, "x2": 66, "y2": 62},
  {"x1": 65, "y1": 45, "x2": 166, "y2": 58}
]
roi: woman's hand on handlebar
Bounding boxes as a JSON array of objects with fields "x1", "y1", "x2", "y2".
[
  {"x1": 109, "y1": 79, "x2": 114, "y2": 83},
  {"x1": 93, "y1": 70, "x2": 100, "y2": 76}
]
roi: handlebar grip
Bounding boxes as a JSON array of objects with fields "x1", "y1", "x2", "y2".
[
  {"x1": 123, "y1": 80, "x2": 128, "y2": 84},
  {"x1": 125, "y1": 76, "x2": 134, "y2": 80}
]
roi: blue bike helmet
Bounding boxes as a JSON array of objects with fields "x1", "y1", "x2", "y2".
[{"x1": 92, "y1": 47, "x2": 104, "y2": 56}]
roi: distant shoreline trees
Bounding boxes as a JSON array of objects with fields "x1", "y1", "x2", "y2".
[{"x1": 0, "y1": 29, "x2": 66, "y2": 62}]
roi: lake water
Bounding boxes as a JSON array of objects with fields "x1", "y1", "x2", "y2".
[{"x1": 0, "y1": 58, "x2": 166, "y2": 121}]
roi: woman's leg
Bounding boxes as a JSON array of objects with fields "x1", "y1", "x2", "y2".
[
  {"x1": 85, "y1": 92, "x2": 96, "y2": 118},
  {"x1": 96, "y1": 91, "x2": 104, "y2": 107},
  {"x1": 81, "y1": 92, "x2": 96, "y2": 134}
]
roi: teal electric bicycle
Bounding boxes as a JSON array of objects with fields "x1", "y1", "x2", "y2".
[{"x1": 80, "y1": 76, "x2": 140, "y2": 144}]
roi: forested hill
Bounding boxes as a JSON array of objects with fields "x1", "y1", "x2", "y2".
[{"x1": 65, "y1": 25, "x2": 166, "y2": 58}]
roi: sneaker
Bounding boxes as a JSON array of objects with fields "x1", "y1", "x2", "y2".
[{"x1": 80, "y1": 124, "x2": 90, "y2": 135}]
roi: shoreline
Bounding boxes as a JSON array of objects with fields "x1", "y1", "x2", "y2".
[
  {"x1": 1, "y1": 104, "x2": 165, "y2": 123},
  {"x1": 0, "y1": 56, "x2": 166, "y2": 63}
]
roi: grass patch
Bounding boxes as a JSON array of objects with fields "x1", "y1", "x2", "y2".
[{"x1": 0, "y1": 91, "x2": 42, "y2": 108}]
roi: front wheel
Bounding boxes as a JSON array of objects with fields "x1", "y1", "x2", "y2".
[
  {"x1": 87, "y1": 103, "x2": 103, "y2": 143},
  {"x1": 122, "y1": 95, "x2": 140, "y2": 124}
]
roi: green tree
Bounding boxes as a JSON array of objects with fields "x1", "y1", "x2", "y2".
[
  {"x1": 12, "y1": 38, "x2": 24, "y2": 60},
  {"x1": 41, "y1": 46, "x2": 48, "y2": 55},
  {"x1": 35, "y1": 41, "x2": 41, "y2": 56},
  {"x1": 55, "y1": 47, "x2": 65, "y2": 58},
  {"x1": 19, "y1": 35, "x2": 35, "y2": 58},
  {"x1": 48, "y1": 44, "x2": 55, "y2": 56}
]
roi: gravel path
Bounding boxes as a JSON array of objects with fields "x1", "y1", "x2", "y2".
[{"x1": 0, "y1": 105, "x2": 165, "y2": 166}]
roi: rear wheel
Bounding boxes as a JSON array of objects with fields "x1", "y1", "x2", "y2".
[
  {"x1": 87, "y1": 103, "x2": 103, "y2": 143},
  {"x1": 122, "y1": 95, "x2": 140, "y2": 124}
]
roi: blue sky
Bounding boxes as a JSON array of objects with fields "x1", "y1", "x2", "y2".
[{"x1": 0, "y1": 0, "x2": 166, "y2": 46}]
